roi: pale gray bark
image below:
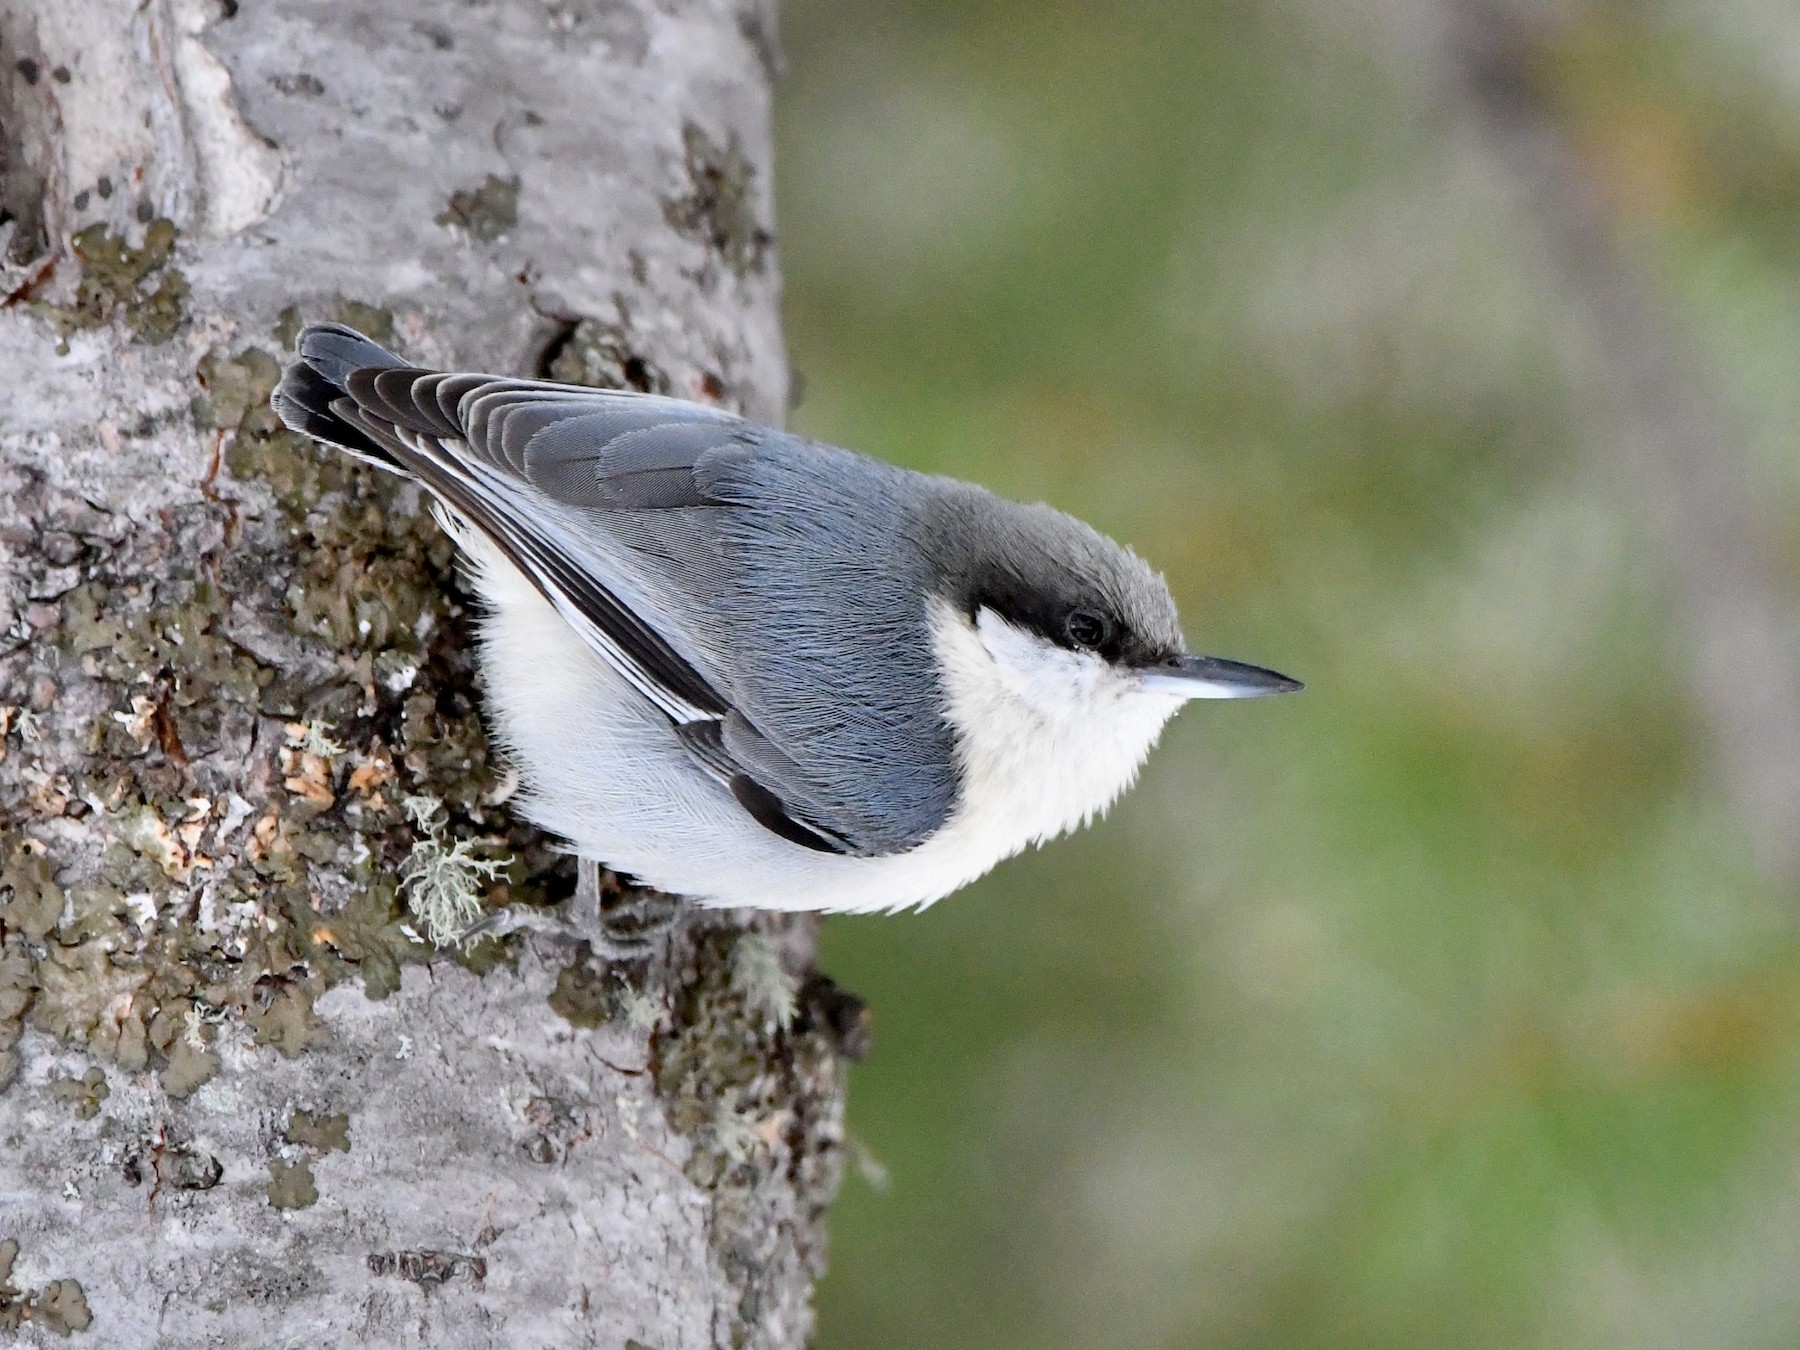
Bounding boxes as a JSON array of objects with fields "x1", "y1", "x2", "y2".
[{"x1": 0, "y1": 2, "x2": 857, "y2": 1346}]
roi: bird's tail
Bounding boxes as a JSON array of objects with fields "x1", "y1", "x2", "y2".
[{"x1": 271, "y1": 323, "x2": 417, "y2": 475}]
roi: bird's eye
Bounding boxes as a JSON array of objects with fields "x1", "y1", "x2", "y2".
[{"x1": 1064, "y1": 608, "x2": 1113, "y2": 650}]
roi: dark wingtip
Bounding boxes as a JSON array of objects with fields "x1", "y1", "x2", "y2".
[
  {"x1": 729, "y1": 775, "x2": 853, "y2": 855},
  {"x1": 273, "y1": 324, "x2": 406, "y2": 467},
  {"x1": 296, "y1": 323, "x2": 408, "y2": 387}
]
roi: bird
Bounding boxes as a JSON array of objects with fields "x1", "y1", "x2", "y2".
[{"x1": 272, "y1": 323, "x2": 1300, "y2": 918}]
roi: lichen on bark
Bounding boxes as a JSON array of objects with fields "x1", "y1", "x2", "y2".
[
  {"x1": 1, "y1": 303, "x2": 560, "y2": 1103},
  {"x1": 0, "y1": 0, "x2": 847, "y2": 1344}
]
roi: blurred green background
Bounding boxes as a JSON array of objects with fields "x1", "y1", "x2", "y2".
[{"x1": 774, "y1": 1, "x2": 1800, "y2": 1347}]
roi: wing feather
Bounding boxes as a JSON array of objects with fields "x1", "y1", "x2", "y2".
[{"x1": 276, "y1": 324, "x2": 958, "y2": 857}]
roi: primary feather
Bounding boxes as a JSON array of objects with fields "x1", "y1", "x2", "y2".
[{"x1": 273, "y1": 324, "x2": 960, "y2": 858}]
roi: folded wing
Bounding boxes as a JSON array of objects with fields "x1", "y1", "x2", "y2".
[{"x1": 274, "y1": 324, "x2": 957, "y2": 856}]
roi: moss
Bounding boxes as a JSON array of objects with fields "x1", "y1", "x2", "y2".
[
  {"x1": 31, "y1": 218, "x2": 187, "y2": 344},
  {"x1": 267, "y1": 1157, "x2": 319, "y2": 1211},
  {"x1": 48, "y1": 1066, "x2": 107, "y2": 1119},
  {"x1": 436, "y1": 174, "x2": 520, "y2": 242}
]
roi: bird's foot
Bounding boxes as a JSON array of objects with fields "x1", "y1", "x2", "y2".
[
  {"x1": 454, "y1": 903, "x2": 581, "y2": 948},
  {"x1": 591, "y1": 864, "x2": 683, "y2": 962},
  {"x1": 457, "y1": 858, "x2": 682, "y2": 961}
]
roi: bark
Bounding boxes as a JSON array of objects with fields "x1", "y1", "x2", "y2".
[{"x1": 0, "y1": 2, "x2": 859, "y2": 1346}]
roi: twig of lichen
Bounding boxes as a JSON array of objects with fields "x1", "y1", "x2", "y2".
[
  {"x1": 730, "y1": 931, "x2": 799, "y2": 1029},
  {"x1": 291, "y1": 720, "x2": 347, "y2": 760},
  {"x1": 397, "y1": 795, "x2": 510, "y2": 948}
]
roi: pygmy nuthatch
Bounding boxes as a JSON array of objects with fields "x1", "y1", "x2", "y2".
[{"x1": 274, "y1": 324, "x2": 1300, "y2": 914}]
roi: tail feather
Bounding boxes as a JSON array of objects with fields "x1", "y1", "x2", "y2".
[
  {"x1": 272, "y1": 322, "x2": 511, "y2": 475},
  {"x1": 271, "y1": 323, "x2": 419, "y2": 474},
  {"x1": 297, "y1": 322, "x2": 409, "y2": 385}
]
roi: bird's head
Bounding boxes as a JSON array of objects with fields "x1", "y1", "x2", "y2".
[{"x1": 922, "y1": 488, "x2": 1300, "y2": 729}]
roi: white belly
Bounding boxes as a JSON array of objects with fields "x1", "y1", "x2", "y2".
[{"x1": 460, "y1": 531, "x2": 1180, "y2": 913}]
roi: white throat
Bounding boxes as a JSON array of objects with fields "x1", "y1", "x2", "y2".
[{"x1": 927, "y1": 599, "x2": 1186, "y2": 861}]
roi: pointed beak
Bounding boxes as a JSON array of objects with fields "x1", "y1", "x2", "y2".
[{"x1": 1138, "y1": 653, "x2": 1304, "y2": 700}]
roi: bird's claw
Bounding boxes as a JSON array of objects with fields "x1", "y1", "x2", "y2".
[{"x1": 459, "y1": 858, "x2": 683, "y2": 961}]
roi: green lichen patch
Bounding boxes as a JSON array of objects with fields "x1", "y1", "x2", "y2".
[
  {"x1": 0, "y1": 319, "x2": 566, "y2": 1100},
  {"x1": 664, "y1": 123, "x2": 772, "y2": 279},
  {"x1": 28, "y1": 943, "x2": 151, "y2": 1052},
  {"x1": 285, "y1": 1108, "x2": 350, "y2": 1154},
  {"x1": 730, "y1": 931, "x2": 798, "y2": 1030},
  {"x1": 0, "y1": 847, "x2": 62, "y2": 939},
  {"x1": 547, "y1": 946, "x2": 624, "y2": 1030},
  {"x1": 265, "y1": 1107, "x2": 349, "y2": 1213},
  {"x1": 0, "y1": 947, "x2": 34, "y2": 1090},
  {"x1": 32, "y1": 218, "x2": 187, "y2": 344},
  {"x1": 0, "y1": 1239, "x2": 92, "y2": 1337},
  {"x1": 196, "y1": 345, "x2": 282, "y2": 434},
  {"x1": 47, "y1": 1066, "x2": 107, "y2": 1119},
  {"x1": 160, "y1": 1037, "x2": 219, "y2": 1099},
  {"x1": 436, "y1": 174, "x2": 520, "y2": 243},
  {"x1": 652, "y1": 921, "x2": 857, "y2": 1342},
  {"x1": 274, "y1": 305, "x2": 304, "y2": 351},
  {"x1": 331, "y1": 300, "x2": 395, "y2": 346},
  {"x1": 30, "y1": 1279, "x2": 89, "y2": 1337},
  {"x1": 248, "y1": 983, "x2": 321, "y2": 1059},
  {"x1": 267, "y1": 1157, "x2": 319, "y2": 1211},
  {"x1": 653, "y1": 927, "x2": 844, "y2": 1186}
]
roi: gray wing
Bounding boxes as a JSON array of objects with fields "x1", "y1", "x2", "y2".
[{"x1": 274, "y1": 325, "x2": 959, "y2": 857}]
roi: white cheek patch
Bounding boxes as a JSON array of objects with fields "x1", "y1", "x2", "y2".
[
  {"x1": 929, "y1": 601, "x2": 1185, "y2": 855},
  {"x1": 973, "y1": 606, "x2": 1113, "y2": 714}
]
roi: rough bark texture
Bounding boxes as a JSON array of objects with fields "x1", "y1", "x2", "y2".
[{"x1": 0, "y1": 2, "x2": 858, "y2": 1346}]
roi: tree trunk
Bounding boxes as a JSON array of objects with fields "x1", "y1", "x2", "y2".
[{"x1": 0, "y1": 2, "x2": 858, "y2": 1346}]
